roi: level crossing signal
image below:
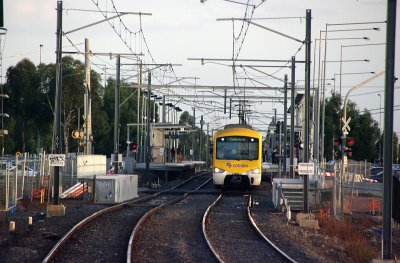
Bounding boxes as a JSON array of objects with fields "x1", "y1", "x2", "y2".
[
  {"x1": 344, "y1": 137, "x2": 355, "y2": 157},
  {"x1": 346, "y1": 137, "x2": 355, "y2": 147},
  {"x1": 131, "y1": 143, "x2": 138, "y2": 153},
  {"x1": 333, "y1": 137, "x2": 342, "y2": 159},
  {"x1": 334, "y1": 137, "x2": 355, "y2": 158}
]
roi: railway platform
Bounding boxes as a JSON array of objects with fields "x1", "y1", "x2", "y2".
[{"x1": 130, "y1": 161, "x2": 207, "y2": 182}]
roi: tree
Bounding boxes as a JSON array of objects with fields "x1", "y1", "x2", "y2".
[
  {"x1": 178, "y1": 111, "x2": 208, "y2": 161},
  {"x1": 351, "y1": 109, "x2": 380, "y2": 161},
  {"x1": 4, "y1": 58, "x2": 52, "y2": 153},
  {"x1": 98, "y1": 78, "x2": 116, "y2": 154},
  {"x1": 178, "y1": 111, "x2": 195, "y2": 159},
  {"x1": 179, "y1": 111, "x2": 194, "y2": 127},
  {"x1": 323, "y1": 92, "x2": 341, "y2": 160},
  {"x1": 99, "y1": 78, "x2": 156, "y2": 156},
  {"x1": 89, "y1": 74, "x2": 110, "y2": 154},
  {"x1": 323, "y1": 92, "x2": 380, "y2": 162},
  {"x1": 43, "y1": 56, "x2": 106, "y2": 154},
  {"x1": 54, "y1": 56, "x2": 107, "y2": 154},
  {"x1": 3, "y1": 57, "x2": 107, "y2": 155},
  {"x1": 59, "y1": 56, "x2": 86, "y2": 154}
]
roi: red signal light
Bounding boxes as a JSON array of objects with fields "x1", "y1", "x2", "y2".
[
  {"x1": 345, "y1": 150, "x2": 353, "y2": 157},
  {"x1": 346, "y1": 137, "x2": 355, "y2": 147},
  {"x1": 132, "y1": 143, "x2": 138, "y2": 151}
]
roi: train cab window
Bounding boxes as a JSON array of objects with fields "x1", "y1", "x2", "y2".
[{"x1": 216, "y1": 136, "x2": 259, "y2": 160}]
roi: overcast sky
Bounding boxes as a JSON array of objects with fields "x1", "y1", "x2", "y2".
[{"x1": 1, "y1": 0, "x2": 399, "y2": 136}]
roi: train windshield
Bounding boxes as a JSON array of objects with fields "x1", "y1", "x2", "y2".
[{"x1": 216, "y1": 136, "x2": 259, "y2": 160}]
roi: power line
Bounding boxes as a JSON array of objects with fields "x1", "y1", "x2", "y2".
[
  {"x1": 347, "y1": 86, "x2": 400, "y2": 97},
  {"x1": 89, "y1": 0, "x2": 183, "y2": 86},
  {"x1": 63, "y1": 34, "x2": 115, "y2": 74},
  {"x1": 91, "y1": 0, "x2": 140, "y2": 54}
]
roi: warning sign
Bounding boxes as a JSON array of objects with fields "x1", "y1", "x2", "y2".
[
  {"x1": 298, "y1": 162, "x2": 314, "y2": 175},
  {"x1": 48, "y1": 154, "x2": 66, "y2": 167}
]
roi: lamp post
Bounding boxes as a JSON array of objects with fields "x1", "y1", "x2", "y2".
[
  {"x1": 339, "y1": 71, "x2": 385, "y2": 219},
  {"x1": 321, "y1": 21, "x2": 384, "y2": 164},
  {"x1": 339, "y1": 42, "x2": 385, "y2": 98},
  {"x1": 39, "y1": 44, "x2": 43, "y2": 64},
  {"x1": 315, "y1": 31, "x2": 371, "y2": 165},
  {"x1": 339, "y1": 71, "x2": 376, "y2": 96},
  {"x1": 378, "y1": 93, "x2": 382, "y2": 163},
  {"x1": 318, "y1": 59, "x2": 369, "y2": 164}
]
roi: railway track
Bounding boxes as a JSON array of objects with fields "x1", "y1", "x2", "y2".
[
  {"x1": 42, "y1": 173, "x2": 211, "y2": 263},
  {"x1": 127, "y1": 174, "x2": 215, "y2": 262},
  {"x1": 203, "y1": 193, "x2": 296, "y2": 263}
]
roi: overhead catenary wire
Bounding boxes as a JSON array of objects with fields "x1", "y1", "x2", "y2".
[
  {"x1": 63, "y1": 34, "x2": 116, "y2": 74},
  {"x1": 90, "y1": 0, "x2": 179, "y2": 86}
]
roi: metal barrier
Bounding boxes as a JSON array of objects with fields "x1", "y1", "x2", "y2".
[
  {"x1": 0, "y1": 152, "x2": 49, "y2": 211},
  {"x1": 368, "y1": 199, "x2": 381, "y2": 215},
  {"x1": 31, "y1": 188, "x2": 45, "y2": 204}
]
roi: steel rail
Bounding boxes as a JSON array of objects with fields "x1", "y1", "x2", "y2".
[
  {"x1": 247, "y1": 195, "x2": 297, "y2": 263},
  {"x1": 203, "y1": 193, "x2": 297, "y2": 263},
  {"x1": 202, "y1": 194, "x2": 225, "y2": 263},
  {"x1": 42, "y1": 174, "x2": 206, "y2": 263},
  {"x1": 127, "y1": 175, "x2": 212, "y2": 263}
]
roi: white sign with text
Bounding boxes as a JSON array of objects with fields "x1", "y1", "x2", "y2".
[
  {"x1": 48, "y1": 154, "x2": 66, "y2": 167},
  {"x1": 298, "y1": 162, "x2": 315, "y2": 175}
]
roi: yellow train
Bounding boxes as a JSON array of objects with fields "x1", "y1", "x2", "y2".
[{"x1": 212, "y1": 124, "x2": 262, "y2": 188}]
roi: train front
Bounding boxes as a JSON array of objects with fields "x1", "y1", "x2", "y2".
[{"x1": 212, "y1": 130, "x2": 262, "y2": 189}]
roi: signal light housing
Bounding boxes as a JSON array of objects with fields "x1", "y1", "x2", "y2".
[
  {"x1": 333, "y1": 137, "x2": 342, "y2": 159},
  {"x1": 346, "y1": 137, "x2": 355, "y2": 147},
  {"x1": 131, "y1": 143, "x2": 138, "y2": 152},
  {"x1": 345, "y1": 149, "x2": 353, "y2": 156},
  {"x1": 344, "y1": 137, "x2": 355, "y2": 157}
]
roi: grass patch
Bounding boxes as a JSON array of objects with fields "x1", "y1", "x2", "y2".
[{"x1": 318, "y1": 214, "x2": 379, "y2": 263}]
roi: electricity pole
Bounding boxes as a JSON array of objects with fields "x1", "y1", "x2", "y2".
[
  {"x1": 382, "y1": 0, "x2": 396, "y2": 258},
  {"x1": 283, "y1": 75, "x2": 288, "y2": 177},
  {"x1": 303, "y1": 9, "x2": 312, "y2": 213},
  {"x1": 146, "y1": 72, "x2": 151, "y2": 173},
  {"x1": 199, "y1": 115, "x2": 204, "y2": 161},
  {"x1": 53, "y1": 0, "x2": 63, "y2": 205},
  {"x1": 192, "y1": 107, "x2": 195, "y2": 161},
  {"x1": 290, "y1": 56, "x2": 296, "y2": 178},
  {"x1": 84, "y1": 38, "x2": 92, "y2": 154},
  {"x1": 113, "y1": 55, "x2": 120, "y2": 174}
]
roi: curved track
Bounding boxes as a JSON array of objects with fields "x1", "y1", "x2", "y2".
[
  {"x1": 203, "y1": 193, "x2": 296, "y2": 263},
  {"x1": 127, "y1": 175, "x2": 214, "y2": 262},
  {"x1": 42, "y1": 173, "x2": 210, "y2": 263}
]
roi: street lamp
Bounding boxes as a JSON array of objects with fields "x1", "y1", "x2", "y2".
[
  {"x1": 315, "y1": 32, "x2": 371, "y2": 165},
  {"x1": 339, "y1": 42, "x2": 385, "y2": 98},
  {"x1": 339, "y1": 71, "x2": 385, "y2": 219},
  {"x1": 320, "y1": 21, "x2": 385, "y2": 164},
  {"x1": 333, "y1": 72, "x2": 375, "y2": 94},
  {"x1": 317, "y1": 57, "x2": 369, "y2": 163}
]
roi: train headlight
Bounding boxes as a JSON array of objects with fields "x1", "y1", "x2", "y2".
[
  {"x1": 250, "y1": 168, "x2": 260, "y2": 174},
  {"x1": 214, "y1": 167, "x2": 225, "y2": 173}
]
